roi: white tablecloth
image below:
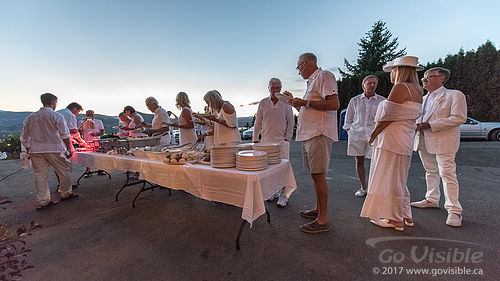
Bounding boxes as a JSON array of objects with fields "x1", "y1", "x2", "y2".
[{"x1": 71, "y1": 152, "x2": 297, "y2": 225}]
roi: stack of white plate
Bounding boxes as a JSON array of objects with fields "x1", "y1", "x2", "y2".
[
  {"x1": 254, "y1": 142, "x2": 281, "y2": 164},
  {"x1": 210, "y1": 145, "x2": 240, "y2": 168},
  {"x1": 238, "y1": 143, "x2": 253, "y2": 151},
  {"x1": 236, "y1": 150, "x2": 268, "y2": 171}
]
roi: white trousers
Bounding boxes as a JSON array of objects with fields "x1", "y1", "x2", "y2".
[
  {"x1": 418, "y1": 136, "x2": 462, "y2": 215},
  {"x1": 31, "y1": 153, "x2": 73, "y2": 204},
  {"x1": 280, "y1": 140, "x2": 290, "y2": 160}
]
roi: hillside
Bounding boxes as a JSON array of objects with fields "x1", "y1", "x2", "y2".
[{"x1": 0, "y1": 110, "x2": 254, "y2": 137}]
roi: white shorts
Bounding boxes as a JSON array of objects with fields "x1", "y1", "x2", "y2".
[{"x1": 347, "y1": 139, "x2": 373, "y2": 159}]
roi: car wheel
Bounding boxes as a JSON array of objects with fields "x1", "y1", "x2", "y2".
[{"x1": 489, "y1": 129, "x2": 500, "y2": 141}]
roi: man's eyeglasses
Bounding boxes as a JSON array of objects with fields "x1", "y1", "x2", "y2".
[
  {"x1": 296, "y1": 60, "x2": 306, "y2": 70},
  {"x1": 421, "y1": 75, "x2": 443, "y2": 82}
]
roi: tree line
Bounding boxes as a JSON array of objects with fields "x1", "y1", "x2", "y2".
[{"x1": 338, "y1": 21, "x2": 500, "y2": 122}]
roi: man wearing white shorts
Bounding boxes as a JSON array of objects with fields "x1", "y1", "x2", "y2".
[
  {"x1": 284, "y1": 53, "x2": 340, "y2": 234},
  {"x1": 343, "y1": 75, "x2": 385, "y2": 197},
  {"x1": 253, "y1": 78, "x2": 294, "y2": 207}
]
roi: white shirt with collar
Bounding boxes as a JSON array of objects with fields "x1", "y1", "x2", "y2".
[
  {"x1": 422, "y1": 86, "x2": 445, "y2": 122},
  {"x1": 252, "y1": 96, "x2": 294, "y2": 142},
  {"x1": 21, "y1": 107, "x2": 70, "y2": 153},
  {"x1": 78, "y1": 118, "x2": 104, "y2": 142},
  {"x1": 296, "y1": 67, "x2": 339, "y2": 142},
  {"x1": 343, "y1": 93, "x2": 386, "y2": 142},
  {"x1": 56, "y1": 108, "x2": 78, "y2": 130},
  {"x1": 151, "y1": 106, "x2": 171, "y2": 145}
]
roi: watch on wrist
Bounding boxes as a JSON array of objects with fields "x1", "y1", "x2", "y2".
[{"x1": 306, "y1": 100, "x2": 310, "y2": 108}]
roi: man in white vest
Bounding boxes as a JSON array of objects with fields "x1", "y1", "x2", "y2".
[{"x1": 411, "y1": 67, "x2": 467, "y2": 227}]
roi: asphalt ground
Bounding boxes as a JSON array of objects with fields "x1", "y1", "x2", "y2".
[{"x1": 0, "y1": 140, "x2": 499, "y2": 281}]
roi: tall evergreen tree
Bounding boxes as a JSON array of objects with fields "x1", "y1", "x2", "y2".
[{"x1": 341, "y1": 21, "x2": 406, "y2": 77}]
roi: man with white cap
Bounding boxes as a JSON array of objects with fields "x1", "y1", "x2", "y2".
[
  {"x1": 343, "y1": 75, "x2": 385, "y2": 197},
  {"x1": 411, "y1": 67, "x2": 467, "y2": 227},
  {"x1": 253, "y1": 77, "x2": 294, "y2": 207}
]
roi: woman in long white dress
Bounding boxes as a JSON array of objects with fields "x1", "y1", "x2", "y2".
[
  {"x1": 197, "y1": 90, "x2": 241, "y2": 146},
  {"x1": 360, "y1": 56, "x2": 423, "y2": 231},
  {"x1": 171, "y1": 92, "x2": 197, "y2": 146}
]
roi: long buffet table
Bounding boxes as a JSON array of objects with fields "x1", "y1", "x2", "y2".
[{"x1": 71, "y1": 152, "x2": 297, "y2": 226}]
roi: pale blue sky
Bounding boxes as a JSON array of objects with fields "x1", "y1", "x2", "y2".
[{"x1": 1, "y1": 0, "x2": 499, "y2": 117}]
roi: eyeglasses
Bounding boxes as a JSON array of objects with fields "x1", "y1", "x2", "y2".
[
  {"x1": 421, "y1": 75, "x2": 442, "y2": 82},
  {"x1": 296, "y1": 60, "x2": 306, "y2": 70}
]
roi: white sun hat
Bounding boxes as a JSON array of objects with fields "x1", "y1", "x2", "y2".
[{"x1": 383, "y1": 56, "x2": 424, "y2": 72}]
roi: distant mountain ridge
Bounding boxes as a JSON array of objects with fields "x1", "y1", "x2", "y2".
[{"x1": 0, "y1": 110, "x2": 254, "y2": 137}]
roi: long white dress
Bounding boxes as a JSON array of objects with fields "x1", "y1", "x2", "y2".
[
  {"x1": 178, "y1": 107, "x2": 197, "y2": 146},
  {"x1": 360, "y1": 100, "x2": 422, "y2": 222}
]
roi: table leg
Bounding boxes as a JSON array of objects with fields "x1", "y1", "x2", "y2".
[
  {"x1": 115, "y1": 171, "x2": 132, "y2": 201},
  {"x1": 132, "y1": 181, "x2": 147, "y2": 208},
  {"x1": 236, "y1": 207, "x2": 271, "y2": 250},
  {"x1": 77, "y1": 169, "x2": 112, "y2": 186},
  {"x1": 236, "y1": 220, "x2": 246, "y2": 250}
]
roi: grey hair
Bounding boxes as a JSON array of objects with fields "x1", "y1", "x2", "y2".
[
  {"x1": 268, "y1": 78, "x2": 282, "y2": 87},
  {"x1": 299, "y1": 53, "x2": 317, "y2": 63},
  {"x1": 145, "y1": 96, "x2": 158, "y2": 105},
  {"x1": 362, "y1": 75, "x2": 379, "y2": 84},
  {"x1": 426, "y1": 67, "x2": 451, "y2": 83}
]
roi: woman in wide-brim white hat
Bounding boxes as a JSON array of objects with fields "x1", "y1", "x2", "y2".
[{"x1": 360, "y1": 55, "x2": 424, "y2": 231}]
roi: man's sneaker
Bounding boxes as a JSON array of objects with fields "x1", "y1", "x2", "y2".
[
  {"x1": 411, "y1": 199, "x2": 439, "y2": 208},
  {"x1": 446, "y1": 213, "x2": 462, "y2": 227},
  {"x1": 354, "y1": 188, "x2": 367, "y2": 197},
  {"x1": 267, "y1": 190, "x2": 280, "y2": 202},
  {"x1": 277, "y1": 191, "x2": 288, "y2": 208}
]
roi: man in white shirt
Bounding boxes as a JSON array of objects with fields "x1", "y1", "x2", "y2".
[
  {"x1": 78, "y1": 110, "x2": 104, "y2": 143},
  {"x1": 144, "y1": 96, "x2": 171, "y2": 145},
  {"x1": 343, "y1": 75, "x2": 385, "y2": 197},
  {"x1": 253, "y1": 78, "x2": 294, "y2": 207},
  {"x1": 21, "y1": 93, "x2": 78, "y2": 209},
  {"x1": 412, "y1": 67, "x2": 467, "y2": 227},
  {"x1": 57, "y1": 102, "x2": 86, "y2": 149},
  {"x1": 284, "y1": 53, "x2": 340, "y2": 234},
  {"x1": 78, "y1": 110, "x2": 106, "y2": 176}
]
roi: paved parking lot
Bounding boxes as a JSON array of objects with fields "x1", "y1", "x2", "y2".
[{"x1": 1, "y1": 140, "x2": 499, "y2": 280}]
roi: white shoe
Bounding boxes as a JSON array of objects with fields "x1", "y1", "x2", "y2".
[
  {"x1": 369, "y1": 219, "x2": 404, "y2": 231},
  {"x1": 411, "y1": 199, "x2": 439, "y2": 208},
  {"x1": 277, "y1": 190, "x2": 288, "y2": 208},
  {"x1": 354, "y1": 188, "x2": 367, "y2": 197},
  {"x1": 446, "y1": 213, "x2": 462, "y2": 227},
  {"x1": 267, "y1": 190, "x2": 280, "y2": 202}
]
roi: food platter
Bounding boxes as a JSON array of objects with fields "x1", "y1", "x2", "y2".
[{"x1": 164, "y1": 158, "x2": 201, "y2": 165}]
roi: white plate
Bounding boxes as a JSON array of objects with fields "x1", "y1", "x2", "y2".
[
  {"x1": 275, "y1": 93, "x2": 293, "y2": 105},
  {"x1": 237, "y1": 150, "x2": 267, "y2": 157},
  {"x1": 254, "y1": 142, "x2": 280, "y2": 147}
]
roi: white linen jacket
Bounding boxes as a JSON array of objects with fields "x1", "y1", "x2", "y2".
[{"x1": 414, "y1": 87, "x2": 467, "y2": 154}]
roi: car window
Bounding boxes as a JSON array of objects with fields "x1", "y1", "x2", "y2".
[{"x1": 465, "y1": 118, "x2": 476, "y2": 124}]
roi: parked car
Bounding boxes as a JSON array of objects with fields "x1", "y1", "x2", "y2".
[
  {"x1": 460, "y1": 117, "x2": 500, "y2": 141},
  {"x1": 171, "y1": 129, "x2": 180, "y2": 144},
  {"x1": 241, "y1": 127, "x2": 254, "y2": 140}
]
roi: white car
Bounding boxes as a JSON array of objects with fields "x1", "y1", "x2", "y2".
[
  {"x1": 460, "y1": 117, "x2": 500, "y2": 141},
  {"x1": 242, "y1": 127, "x2": 254, "y2": 140}
]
